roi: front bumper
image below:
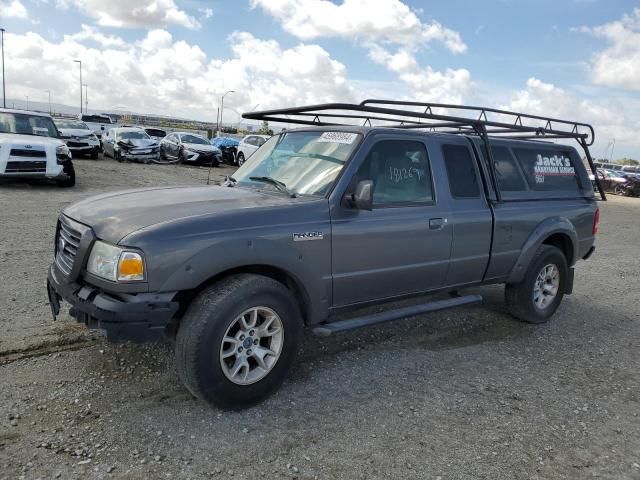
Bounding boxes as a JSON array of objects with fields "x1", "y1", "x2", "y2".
[
  {"x1": 120, "y1": 151, "x2": 160, "y2": 162},
  {"x1": 69, "y1": 145, "x2": 100, "y2": 154},
  {"x1": 47, "y1": 264, "x2": 179, "y2": 343}
]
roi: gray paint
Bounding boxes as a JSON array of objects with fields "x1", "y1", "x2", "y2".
[{"x1": 58, "y1": 127, "x2": 598, "y2": 327}]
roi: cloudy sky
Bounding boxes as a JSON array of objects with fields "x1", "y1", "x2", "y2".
[{"x1": 0, "y1": 0, "x2": 638, "y2": 158}]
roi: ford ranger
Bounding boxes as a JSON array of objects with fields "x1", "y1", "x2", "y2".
[{"x1": 47, "y1": 101, "x2": 601, "y2": 409}]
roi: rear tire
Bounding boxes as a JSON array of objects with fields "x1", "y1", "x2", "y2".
[
  {"x1": 505, "y1": 245, "x2": 567, "y2": 324},
  {"x1": 175, "y1": 274, "x2": 302, "y2": 410}
]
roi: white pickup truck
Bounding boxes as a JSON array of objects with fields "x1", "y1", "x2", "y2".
[
  {"x1": 78, "y1": 113, "x2": 120, "y2": 149},
  {"x1": 0, "y1": 108, "x2": 75, "y2": 187}
]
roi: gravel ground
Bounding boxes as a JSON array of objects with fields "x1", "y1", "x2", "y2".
[
  {"x1": 1, "y1": 158, "x2": 639, "y2": 479},
  {"x1": 0, "y1": 157, "x2": 235, "y2": 356}
]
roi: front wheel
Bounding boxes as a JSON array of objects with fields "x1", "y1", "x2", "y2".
[
  {"x1": 153, "y1": 146, "x2": 179, "y2": 165},
  {"x1": 236, "y1": 152, "x2": 245, "y2": 166},
  {"x1": 614, "y1": 184, "x2": 627, "y2": 196},
  {"x1": 56, "y1": 161, "x2": 76, "y2": 188},
  {"x1": 175, "y1": 274, "x2": 302, "y2": 410},
  {"x1": 505, "y1": 245, "x2": 568, "y2": 324}
]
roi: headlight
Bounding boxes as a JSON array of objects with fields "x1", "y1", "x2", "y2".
[
  {"x1": 56, "y1": 144, "x2": 70, "y2": 158},
  {"x1": 87, "y1": 241, "x2": 145, "y2": 282}
]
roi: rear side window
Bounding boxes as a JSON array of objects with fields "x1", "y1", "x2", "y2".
[
  {"x1": 513, "y1": 148, "x2": 581, "y2": 192},
  {"x1": 492, "y1": 146, "x2": 526, "y2": 191},
  {"x1": 442, "y1": 144, "x2": 480, "y2": 198}
]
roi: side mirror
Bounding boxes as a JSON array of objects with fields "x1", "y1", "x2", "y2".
[{"x1": 344, "y1": 180, "x2": 374, "y2": 211}]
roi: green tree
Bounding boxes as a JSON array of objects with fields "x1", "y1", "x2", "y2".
[{"x1": 258, "y1": 120, "x2": 271, "y2": 135}]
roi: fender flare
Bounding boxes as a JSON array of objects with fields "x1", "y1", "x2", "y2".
[
  {"x1": 158, "y1": 237, "x2": 329, "y2": 324},
  {"x1": 506, "y1": 217, "x2": 578, "y2": 284}
]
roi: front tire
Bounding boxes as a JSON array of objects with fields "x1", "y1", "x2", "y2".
[
  {"x1": 505, "y1": 245, "x2": 568, "y2": 324},
  {"x1": 236, "y1": 152, "x2": 245, "y2": 166},
  {"x1": 56, "y1": 161, "x2": 76, "y2": 188},
  {"x1": 175, "y1": 274, "x2": 302, "y2": 410}
]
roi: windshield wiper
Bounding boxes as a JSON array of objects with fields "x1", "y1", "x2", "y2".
[{"x1": 249, "y1": 176, "x2": 297, "y2": 198}]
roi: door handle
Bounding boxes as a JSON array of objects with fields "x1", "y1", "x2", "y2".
[{"x1": 429, "y1": 217, "x2": 446, "y2": 230}]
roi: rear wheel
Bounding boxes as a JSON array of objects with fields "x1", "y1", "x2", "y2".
[
  {"x1": 175, "y1": 274, "x2": 302, "y2": 410},
  {"x1": 505, "y1": 245, "x2": 567, "y2": 324}
]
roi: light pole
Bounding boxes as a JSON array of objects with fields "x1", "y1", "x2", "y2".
[
  {"x1": 25, "y1": 95, "x2": 28, "y2": 110},
  {"x1": 83, "y1": 84, "x2": 88, "y2": 113},
  {"x1": 1, "y1": 28, "x2": 5, "y2": 108},
  {"x1": 73, "y1": 59, "x2": 82, "y2": 114},
  {"x1": 45, "y1": 89, "x2": 51, "y2": 114},
  {"x1": 219, "y1": 90, "x2": 234, "y2": 136}
]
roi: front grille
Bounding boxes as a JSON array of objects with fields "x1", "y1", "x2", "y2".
[
  {"x1": 10, "y1": 148, "x2": 46, "y2": 158},
  {"x1": 55, "y1": 219, "x2": 82, "y2": 276},
  {"x1": 5, "y1": 161, "x2": 46, "y2": 173},
  {"x1": 68, "y1": 141, "x2": 89, "y2": 148}
]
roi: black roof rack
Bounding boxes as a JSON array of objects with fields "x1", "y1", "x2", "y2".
[{"x1": 242, "y1": 99, "x2": 605, "y2": 200}]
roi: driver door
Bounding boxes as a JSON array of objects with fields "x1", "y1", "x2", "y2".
[{"x1": 330, "y1": 138, "x2": 452, "y2": 307}]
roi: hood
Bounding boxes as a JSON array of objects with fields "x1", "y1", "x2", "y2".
[
  {"x1": 63, "y1": 185, "x2": 298, "y2": 243},
  {"x1": 60, "y1": 128, "x2": 93, "y2": 138},
  {"x1": 118, "y1": 138, "x2": 157, "y2": 149},
  {"x1": 0, "y1": 133, "x2": 64, "y2": 147},
  {"x1": 183, "y1": 143, "x2": 217, "y2": 153}
]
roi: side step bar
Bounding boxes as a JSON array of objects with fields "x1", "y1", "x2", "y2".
[{"x1": 312, "y1": 294, "x2": 483, "y2": 337}]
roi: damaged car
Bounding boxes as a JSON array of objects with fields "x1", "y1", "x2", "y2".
[
  {"x1": 102, "y1": 127, "x2": 159, "y2": 163},
  {"x1": 54, "y1": 118, "x2": 100, "y2": 159},
  {"x1": 158, "y1": 132, "x2": 221, "y2": 166}
]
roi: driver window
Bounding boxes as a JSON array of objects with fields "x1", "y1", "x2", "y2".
[{"x1": 355, "y1": 140, "x2": 434, "y2": 207}]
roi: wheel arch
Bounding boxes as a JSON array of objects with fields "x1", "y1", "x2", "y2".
[
  {"x1": 172, "y1": 264, "x2": 314, "y2": 328},
  {"x1": 507, "y1": 217, "x2": 578, "y2": 284}
]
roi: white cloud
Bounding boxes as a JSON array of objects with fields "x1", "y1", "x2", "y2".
[
  {"x1": 0, "y1": 0, "x2": 28, "y2": 18},
  {"x1": 66, "y1": 24, "x2": 126, "y2": 48},
  {"x1": 578, "y1": 8, "x2": 640, "y2": 91},
  {"x1": 251, "y1": 0, "x2": 471, "y2": 105},
  {"x1": 503, "y1": 78, "x2": 639, "y2": 154},
  {"x1": 368, "y1": 44, "x2": 472, "y2": 104},
  {"x1": 198, "y1": 7, "x2": 213, "y2": 19},
  {"x1": 58, "y1": 0, "x2": 201, "y2": 30},
  {"x1": 251, "y1": 0, "x2": 467, "y2": 54},
  {"x1": 2, "y1": 28, "x2": 356, "y2": 122}
]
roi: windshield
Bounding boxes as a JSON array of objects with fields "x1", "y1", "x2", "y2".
[
  {"x1": 233, "y1": 131, "x2": 362, "y2": 196},
  {"x1": 146, "y1": 129, "x2": 166, "y2": 137},
  {"x1": 55, "y1": 119, "x2": 90, "y2": 130},
  {"x1": 181, "y1": 134, "x2": 209, "y2": 145},
  {"x1": 0, "y1": 112, "x2": 59, "y2": 138},
  {"x1": 119, "y1": 130, "x2": 150, "y2": 140}
]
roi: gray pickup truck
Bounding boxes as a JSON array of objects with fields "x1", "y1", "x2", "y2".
[{"x1": 47, "y1": 101, "x2": 602, "y2": 409}]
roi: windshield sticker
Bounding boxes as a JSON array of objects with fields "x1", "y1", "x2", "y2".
[
  {"x1": 32, "y1": 127, "x2": 49, "y2": 136},
  {"x1": 317, "y1": 132, "x2": 358, "y2": 144},
  {"x1": 534, "y1": 154, "x2": 575, "y2": 184}
]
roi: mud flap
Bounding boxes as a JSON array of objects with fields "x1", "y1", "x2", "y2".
[
  {"x1": 47, "y1": 280, "x2": 61, "y2": 320},
  {"x1": 565, "y1": 268, "x2": 575, "y2": 295}
]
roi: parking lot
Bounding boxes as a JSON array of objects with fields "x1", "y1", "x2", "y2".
[{"x1": 1, "y1": 157, "x2": 639, "y2": 479}]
